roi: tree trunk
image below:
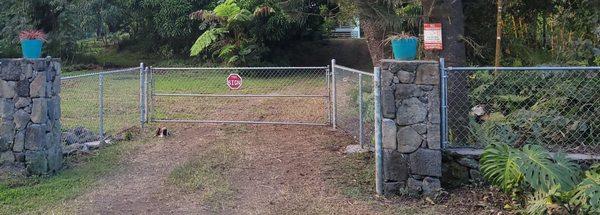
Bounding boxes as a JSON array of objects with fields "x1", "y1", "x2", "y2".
[
  {"x1": 361, "y1": 18, "x2": 389, "y2": 67},
  {"x1": 422, "y1": 0, "x2": 470, "y2": 145}
]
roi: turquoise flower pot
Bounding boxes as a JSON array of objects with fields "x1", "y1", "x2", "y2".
[
  {"x1": 391, "y1": 38, "x2": 418, "y2": 60},
  {"x1": 21, "y1": 39, "x2": 43, "y2": 59}
]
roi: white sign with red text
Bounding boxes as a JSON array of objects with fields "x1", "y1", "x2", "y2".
[{"x1": 424, "y1": 23, "x2": 443, "y2": 50}]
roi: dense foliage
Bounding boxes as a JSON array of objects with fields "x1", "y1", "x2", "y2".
[
  {"x1": 480, "y1": 143, "x2": 600, "y2": 214},
  {"x1": 464, "y1": 0, "x2": 600, "y2": 66}
]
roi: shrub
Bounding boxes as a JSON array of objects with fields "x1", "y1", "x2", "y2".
[{"x1": 480, "y1": 143, "x2": 599, "y2": 214}]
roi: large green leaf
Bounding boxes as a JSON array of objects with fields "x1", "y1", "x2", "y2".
[
  {"x1": 570, "y1": 165, "x2": 600, "y2": 214},
  {"x1": 190, "y1": 28, "x2": 228, "y2": 56},
  {"x1": 519, "y1": 145, "x2": 579, "y2": 192},
  {"x1": 480, "y1": 143, "x2": 523, "y2": 192}
]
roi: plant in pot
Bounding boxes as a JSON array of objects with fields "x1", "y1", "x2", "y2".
[
  {"x1": 19, "y1": 30, "x2": 47, "y2": 59},
  {"x1": 386, "y1": 33, "x2": 419, "y2": 60}
]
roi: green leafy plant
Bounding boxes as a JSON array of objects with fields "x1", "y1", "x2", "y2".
[{"x1": 480, "y1": 142, "x2": 600, "y2": 214}]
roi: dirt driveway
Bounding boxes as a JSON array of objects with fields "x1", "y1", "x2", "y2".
[{"x1": 61, "y1": 123, "x2": 443, "y2": 215}]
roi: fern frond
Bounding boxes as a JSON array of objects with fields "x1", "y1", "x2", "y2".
[{"x1": 190, "y1": 28, "x2": 228, "y2": 56}]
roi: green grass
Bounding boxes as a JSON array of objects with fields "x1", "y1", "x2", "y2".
[
  {"x1": 168, "y1": 137, "x2": 242, "y2": 212},
  {"x1": 0, "y1": 139, "x2": 145, "y2": 214},
  {"x1": 61, "y1": 72, "x2": 140, "y2": 134}
]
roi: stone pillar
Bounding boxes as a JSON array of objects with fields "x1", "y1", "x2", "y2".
[
  {"x1": 380, "y1": 60, "x2": 441, "y2": 195},
  {"x1": 0, "y1": 59, "x2": 62, "y2": 175}
]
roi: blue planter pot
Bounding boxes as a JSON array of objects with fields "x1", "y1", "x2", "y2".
[
  {"x1": 21, "y1": 39, "x2": 43, "y2": 59},
  {"x1": 391, "y1": 38, "x2": 418, "y2": 60}
]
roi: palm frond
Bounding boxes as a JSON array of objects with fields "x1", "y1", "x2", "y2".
[{"x1": 190, "y1": 28, "x2": 228, "y2": 56}]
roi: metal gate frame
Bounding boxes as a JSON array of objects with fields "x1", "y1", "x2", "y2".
[{"x1": 142, "y1": 66, "x2": 331, "y2": 126}]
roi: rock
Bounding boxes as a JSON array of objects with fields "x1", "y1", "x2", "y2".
[
  {"x1": 0, "y1": 80, "x2": 16, "y2": 99},
  {"x1": 62, "y1": 132, "x2": 79, "y2": 145},
  {"x1": 0, "y1": 99, "x2": 15, "y2": 120},
  {"x1": 382, "y1": 87, "x2": 396, "y2": 119},
  {"x1": 31, "y1": 98, "x2": 47, "y2": 123},
  {"x1": 29, "y1": 73, "x2": 46, "y2": 98},
  {"x1": 407, "y1": 178, "x2": 422, "y2": 192},
  {"x1": 63, "y1": 143, "x2": 89, "y2": 156},
  {"x1": 397, "y1": 126, "x2": 423, "y2": 153},
  {"x1": 469, "y1": 169, "x2": 483, "y2": 181},
  {"x1": 13, "y1": 110, "x2": 30, "y2": 130},
  {"x1": 457, "y1": 157, "x2": 479, "y2": 169},
  {"x1": 395, "y1": 84, "x2": 424, "y2": 100},
  {"x1": 0, "y1": 151, "x2": 15, "y2": 165},
  {"x1": 382, "y1": 70, "x2": 395, "y2": 87},
  {"x1": 15, "y1": 80, "x2": 30, "y2": 97},
  {"x1": 383, "y1": 150, "x2": 409, "y2": 182},
  {"x1": 0, "y1": 61, "x2": 21, "y2": 81},
  {"x1": 382, "y1": 119, "x2": 397, "y2": 150},
  {"x1": 15, "y1": 97, "x2": 31, "y2": 109},
  {"x1": 25, "y1": 124, "x2": 47, "y2": 150},
  {"x1": 47, "y1": 145, "x2": 62, "y2": 172},
  {"x1": 409, "y1": 148, "x2": 441, "y2": 177},
  {"x1": 410, "y1": 123, "x2": 427, "y2": 135},
  {"x1": 84, "y1": 140, "x2": 110, "y2": 150},
  {"x1": 0, "y1": 121, "x2": 15, "y2": 151},
  {"x1": 415, "y1": 64, "x2": 439, "y2": 85},
  {"x1": 12, "y1": 131, "x2": 24, "y2": 152},
  {"x1": 25, "y1": 151, "x2": 48, "y2": 175},
  {"x1": 426, "y1": 123, "x2": 441, "y2": 149},
  {"x1": 422, "y1": 177, "x2": 441, "y2": 195},
  {"x1": 396, "y1": 98, "x2": 427, "y2": 126},
  {"x1": 345, "y1": 144, "x2": 368, "y2": 154},
  {"x1": 397, "y1": 71, "x2": 415, "y2": 84},
  {"x1": 384, "y1": 182, "x2": 402, "y2": 195}
]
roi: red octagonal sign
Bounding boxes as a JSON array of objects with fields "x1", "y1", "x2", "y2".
[{"x1": 227, "y1": 73, "x2": 243, "y2": 90}]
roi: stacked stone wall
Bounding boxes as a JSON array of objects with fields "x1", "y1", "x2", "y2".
[
  {"x1": 0, "y1": 59, "x2": 62, "y2": 175},
  {"x1": 380, "y1": 60, "x2": 441, "y2": 195}
]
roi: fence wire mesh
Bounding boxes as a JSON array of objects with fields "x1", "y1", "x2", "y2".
[
  {"x1": 445, "y1": 67, "x2": 600, "y2": 154},
  {"x1": 333, "y1": 65, "x2": 374, "y2": 147},
  {"x1": 61, "y1": 68, "x2": 140, "y2": 141},
  {"x1": 149, "y1": 67, "x2": 329, "y2": 125}
]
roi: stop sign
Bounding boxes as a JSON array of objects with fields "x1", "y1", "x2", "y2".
[{"x1": 227, "y1": 73, "x2": 243, "y2": 90}]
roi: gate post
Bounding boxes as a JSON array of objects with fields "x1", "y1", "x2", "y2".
[
  {"x1": 331, "y1": 59, "x2": 337, "y2": 129},
  {"x1": 98, "y1": 73, "x2": 105, "y2": 143},
  {"x1": 373, "y1": 67, "x2": 383, "y2": 195},
  {"x1": 139, "y1": 63, "x2": 145, "y2": 129},
  {"x1": 439, "y1": 58, "x2": 448, "y2": 149}
]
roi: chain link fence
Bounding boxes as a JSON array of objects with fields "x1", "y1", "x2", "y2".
[
  {"x1": 148, "y1": 67, "x2": 329, "y2": 125},
  {"x1": 332, "y1": 61, "x2": 375, "y2": 148},
  {"x1": 442, "y1": 66, "x2": 600, "y2": 154},
  {"x1": 61, "y1": 67, "x2": 141, "y2": 142}
]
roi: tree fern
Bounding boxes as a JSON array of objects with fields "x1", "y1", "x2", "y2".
[
  {"x1": 480, "y1": 143, "x2": 523, "y2": 192},
  {"x1": 190, "y1": 28, "x2": 228, "y2": 56}
]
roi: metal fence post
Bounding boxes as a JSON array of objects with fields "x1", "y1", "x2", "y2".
[
  {"x1": 373, "y1": 67, "x2": 383, "y2": 195},
  {"x1": 331, "y1": 59, "x2": 337, "y2": 129},
  {"x1": 326, "y1": 67, "x2": 331, "y2": 125},
  {"x1": 139, "y1": 63, "x2": 145, "y2": 129},
  {"x1": 144, "y1": 67, "x2": 149, "y2": 124},
  {"x1": 98, "y1": 73, "x2": 105, "y2": 143},
  {"x1": 358, "y1": 73, "x2": 364, "y2": 148},
  {"x1": 439, "y1": 58, "x2": 449, "y2": 149}
]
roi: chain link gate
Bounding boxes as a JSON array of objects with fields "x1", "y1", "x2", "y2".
[{"x1": 144, "y1": 66, "x2": 330, "y2": 125}]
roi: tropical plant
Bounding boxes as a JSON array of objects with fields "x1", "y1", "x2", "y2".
[
  {"x1": 19, "y1": 30, "x2": 47, "y2": 41},
  {"x1": 480, "y1": 142, "x2": 599, "y2": 214}
]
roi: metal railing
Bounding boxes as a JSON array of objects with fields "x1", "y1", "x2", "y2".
[
  {"x1": 331, "y1": 59, "x2": 375, "y2": 148},
  {"x1": 61, "y1": 66, "x2": 142, "y2": 142},
  {"x1": 440, "y1": 58, "x2": 600, "y2": 154},
  {"x1": 147, "y1": 66, "x2": 329, "y2": 125}
]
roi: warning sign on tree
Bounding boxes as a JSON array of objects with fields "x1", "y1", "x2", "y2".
[{"x1": 424, "y1": 23, "x2": 443, "y2": 50}]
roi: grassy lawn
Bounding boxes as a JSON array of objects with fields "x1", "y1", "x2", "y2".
[
  {"x1": 0, "y1": 139, "x2": 145, "y2": 214},
  {"x1": 61, "y1": 71, "x2": 140, "y2": 134}
]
